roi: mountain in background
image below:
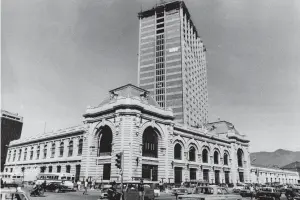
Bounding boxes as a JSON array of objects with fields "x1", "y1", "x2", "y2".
[{"x1": 250, "y1": 149, "x2": 300, "y2": 168}]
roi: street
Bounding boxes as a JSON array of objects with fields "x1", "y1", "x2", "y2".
[{"x1": 23, "y1": 190, "x2": 290, "y2": 200}]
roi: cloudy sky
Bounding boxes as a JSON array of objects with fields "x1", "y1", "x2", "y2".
[{"x1": 2, "y1": 0, "x2": 300, "y2": 152}]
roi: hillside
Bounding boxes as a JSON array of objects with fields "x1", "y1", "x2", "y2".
[{"x1": 250, "y1": 149, "x2": 300, "y2": 168}]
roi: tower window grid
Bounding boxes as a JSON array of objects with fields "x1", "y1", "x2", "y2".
[{"x1": 155, "y1": 11, "x2": 166, "y2": 108}]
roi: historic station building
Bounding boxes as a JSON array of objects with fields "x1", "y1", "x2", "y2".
[{"x1": 5, "y1": 84, "x2": 253, "y2": 185}]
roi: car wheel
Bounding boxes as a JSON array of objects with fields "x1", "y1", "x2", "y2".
[{"x1": 55, "y1": 188, "x2": 59, "y2": 193}]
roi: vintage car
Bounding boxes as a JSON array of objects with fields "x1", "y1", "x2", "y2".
[
  {"x1": 45, "y1": 182, "x2": 69, "y2": 193},
  {"x1": 239, "y1": 186, "x2": 255, "y2": 198},
  {"x1": 114, "y1": 180, "x2": 156, "y2": 200},
  {"x1": 0, "y1": 186, "x2": 32, "y2": 200},
  {"x1": 172, "y1": 187, "x2": 189, "y2": 196},
  {"x1": 285, "y1": 186, "x2": 300, "y2": 200},
  {"x1": 232, "y1": 183, "x2": 246, "y2": 193},
  {"x1": 255, "y1": 187, "x2": 281, "y2": 200},
  {"x1": 178, "y1": 185, "x2": 244, "y2": 200},
  {"x1": 98, "y1": 184, "x2": 112, "y2": 199}
]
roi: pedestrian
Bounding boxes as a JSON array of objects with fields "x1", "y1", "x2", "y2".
[
  {"x1": 77, "y1": 180, "x2": 81, "y2": 191},
  {"x1": 159, "y1": 181, "x2": 163, "y2": 192},
  {"x1": 83, "y1": 179, "x2": 88, "y2": 195},
  {"x1": 138, "y1": 179, "x2": 145, "y2": 200},
  {"x1": 250, "y1": 184, "x2": 254, "y2": 200},
  {"x1": 42, "y1": 180, "x2": 47, "y2": 192},
  {"x1": 91, "y1": 180, "x2": 95, "y2": 190}
]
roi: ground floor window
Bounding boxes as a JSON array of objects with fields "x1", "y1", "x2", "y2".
[
  {"x1": 57, "y1": 166, "x2": 61, "y2": 173},
  {"x1": 174, "y1": 167, "x2": 182, "y2": 184},
  {"x1": 215, "y1": 170, "x2": 220, "y2": 185},
  {"x1": 48, "y1": 166, "x2": 52, "y2": 173},
  {"x1": 103, "y1": 164, "x2": 111, "y2": 180},
  {"x1": 203, "y1": 169, "x2": 209, "y2": 182},
  {"x1": 142, "y1": 164, "x2": 158, "y2": 181},
  {"x1": 225, "y1": 171, "x2": 230, "y2": 184},
  {"x1": 190, "y1": 168, "x2": 197, "y2": 181},
  {"x1": 66, "y1": 165, "x2": 71, "y2": 173},
  {"x1": 239, "y1": 172, "x2": 244, "y2": 183}
]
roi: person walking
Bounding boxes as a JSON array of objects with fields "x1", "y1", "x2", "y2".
[
  {"x1": 138, "y1": 179, "x2": 145, "y2": 200},
  {"x1": 83, "y1": 179, "x2": 88, "y2": 195},
  {"x1": 77, "y1": 180, "x2": 81, "y2": 191}
]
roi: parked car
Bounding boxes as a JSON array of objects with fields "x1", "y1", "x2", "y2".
[
  {"x1": 233, "y1": 183, "x2": 246, "y2": 193},
  {"x1": 1, "y1": 186, "x2": 32, "y2": 200},
  {"x1": 239, "y1": 186, "x2": 255, "y2": 198},
  {"x1": 45, "y1": 182, "x2": 69, "y2": 193},
  {"x1": 98, "y1": 184, "x2": 112, "y2": 199},
  {"x1": 172, "y1": 188, "x2": 189, "y2": 196},
  {"x1": 255, "y1": 187, "x2": 281, "y2": 200},
  {"x1": 178, "y1": 185, "x2": 243, "y2": 200}
]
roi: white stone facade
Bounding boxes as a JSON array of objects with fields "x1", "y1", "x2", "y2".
[
  {"x1": 250, "y1": 166, "x2": 299, "y2": 184},
  {"x1": 4, "y1": 84, "x2": 255, "y2": 185}
]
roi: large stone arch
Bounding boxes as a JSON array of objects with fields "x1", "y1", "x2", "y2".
[
  {"x1": 139, "y1": 121, "x2": 165, "y2": 140},
  {"x1": 93, "y1": 120, "x2": 116, "y2": 156},
  {"x1": 93, "y1": 119, "x2": 116, "y2": 137}
]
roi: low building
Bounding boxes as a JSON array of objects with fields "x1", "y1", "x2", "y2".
[
  {"x1": 250, "y1": 164, "x2": 299, "y2": 184},
  {"x1": 1, "y1": 110, "x2": 23, "y2": 171},
  {"x1": 282, "y1": 161, "x2": 300, "y2": 180},
  {"x1": 5, "y1": 84, "x2": 251, "y2": 185}
]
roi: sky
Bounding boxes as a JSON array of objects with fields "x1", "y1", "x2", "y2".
[{"x1": 2, "y1": 0, "x2": 300, "y2": 152}]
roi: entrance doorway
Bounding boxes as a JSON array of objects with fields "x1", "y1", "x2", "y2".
[
  {"x1": 103, "y1": 164, "x2": 111, "y2": 180},
  {"x1": 215, "y1": 170, "x2": 220, "y2": 185},
  {"x1": 225, "y1": 171, "x2": 230, "y2": 184},
  {"x1": 75, "y1": 165, "x2": 81, "y2": 181},
  {"x1": 142, "y1": 164, "x2": 158, "y2": 181},
  {"x1": 174, "y1": 167, "x2": 182, "y2": 184}
]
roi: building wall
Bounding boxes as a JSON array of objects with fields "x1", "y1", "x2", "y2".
[
  {"x1": 250, "y1": 166, "x2": 299, "y2": 184},
  {"x1": 138, "y1": 1, "x2": 208, "y2": 126},
  {"x1": 1, "y1": 110, "x2": 23, "y2": 171},
  {"x1": 4, "y1": 127, "x2": 85, "y2": 182}
]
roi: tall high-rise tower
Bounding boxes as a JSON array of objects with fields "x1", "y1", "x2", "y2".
[{"x1": 138, "y1": 1, "x2": 208, "y2": 126}]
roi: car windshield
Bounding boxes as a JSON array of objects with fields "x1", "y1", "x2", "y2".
[
  {"x1": 217, "y1": 188, "x2": 229, "y2": 194},
  {"x1": 1, "y1": 193, "x2": 27, "y2": 200}
]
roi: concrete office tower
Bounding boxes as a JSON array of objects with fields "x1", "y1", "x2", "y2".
[
  {"x1": 138, "y1": 0, "x2": 208, "y2": 126},
  {"x1": 1, "y1": 110, "x2": 23, "y2": 171}
]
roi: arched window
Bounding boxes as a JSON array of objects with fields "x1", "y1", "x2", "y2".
[
  {"x1": 59, "y1": 142, "x2": 64, "y2": 157},
  {"x1": 174, "y1": 144, "x2": 182, "y2": 160},
  {"x1": 202, "y1": 149, "x2": 208, "y2": 163},
  {"x1": 68, "y1": 140, "x2": 73, "y2": 157},
  {"x1": 18, "y1": 149, "x2": 22, "y2": 161},
  {"x1": 43, "y1": 144, "x2": 47, "y2": 159},
  {"x1": 224, "y1": 153, "x2": 228, "y2": 165},
  {"x1": 237, "y1": 149, "x2": 244, "y2": 167},
  {"x1": 142, "y1": 127, "x2": 158, "y2": 158},
  {"x1": 189, "y1": 146, "x2": 196, "y2": 161},
  {"x1": 13, "y1": 150, "x2": 16, "y2": 162},
  {"x1": 97, "y1": 126, "x2": 113, "y2": 156},
  {"x1": 36, "y1": 146, "x2": 40, "y2": 160},
  {"x1": 214, "y1": 151, "x2": 219, "y2": 164},
  {"x1": 78, "y1": 139, "x2": 83, "y2": 155},
  {"x1": 24, "y1": 148, "x2": 27, "y2": 161},
  {"x1": 51, "y1": 143, "x2": 55, "y2": 158}
]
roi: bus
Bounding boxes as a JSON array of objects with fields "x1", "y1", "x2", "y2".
[
  {"x1": 35, "y1": 173, "x2": 75, "y2": 190},
  {"x1": 0, "y1": 172, "x2": 24, "y2": 185}
]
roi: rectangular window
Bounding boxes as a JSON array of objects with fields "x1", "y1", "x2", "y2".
[
  {"x1": 66, "y1": 165, "x2": 71, "y2": 173},
  {"x1": 190, "y1": 168, "x2": 197, "y2": 180},
  {"x1": 142, "y1": 164, "x2": 158, "y2": 181},
  {"x1": 239, "y1": 172, "x2": 244, "y2": 183},
  {"x1": 57, "y1": 166, "x2": 61, "y2": 173},
  {"x1": 203, "y1": 169, "x2": 209, "y2": 182}
]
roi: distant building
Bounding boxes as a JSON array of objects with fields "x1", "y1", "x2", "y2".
[
  {"x1": 1, "y1": 110, "x2": 23, "y2": 171},
  {"x1": 138, "y1": 0, "x2": 208, "y2": 126},
  {"x1": 250, "y1": 164, "x2": 299, "y2": 184},
  {"x1": 5, "y1": 84, "x2": 251, "y2": 185},
  {"x1": 282, "y1": 161, "x2": 300, "y2": 180}
]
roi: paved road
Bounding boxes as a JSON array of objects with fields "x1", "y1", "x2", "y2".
[{"x1": 24, "y1": 190, "x2": 290, "y2": 200}]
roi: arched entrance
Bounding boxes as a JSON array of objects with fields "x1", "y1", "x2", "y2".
[{"x1": 142, "y1": 127, "x2": 160, "y2": 181}]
